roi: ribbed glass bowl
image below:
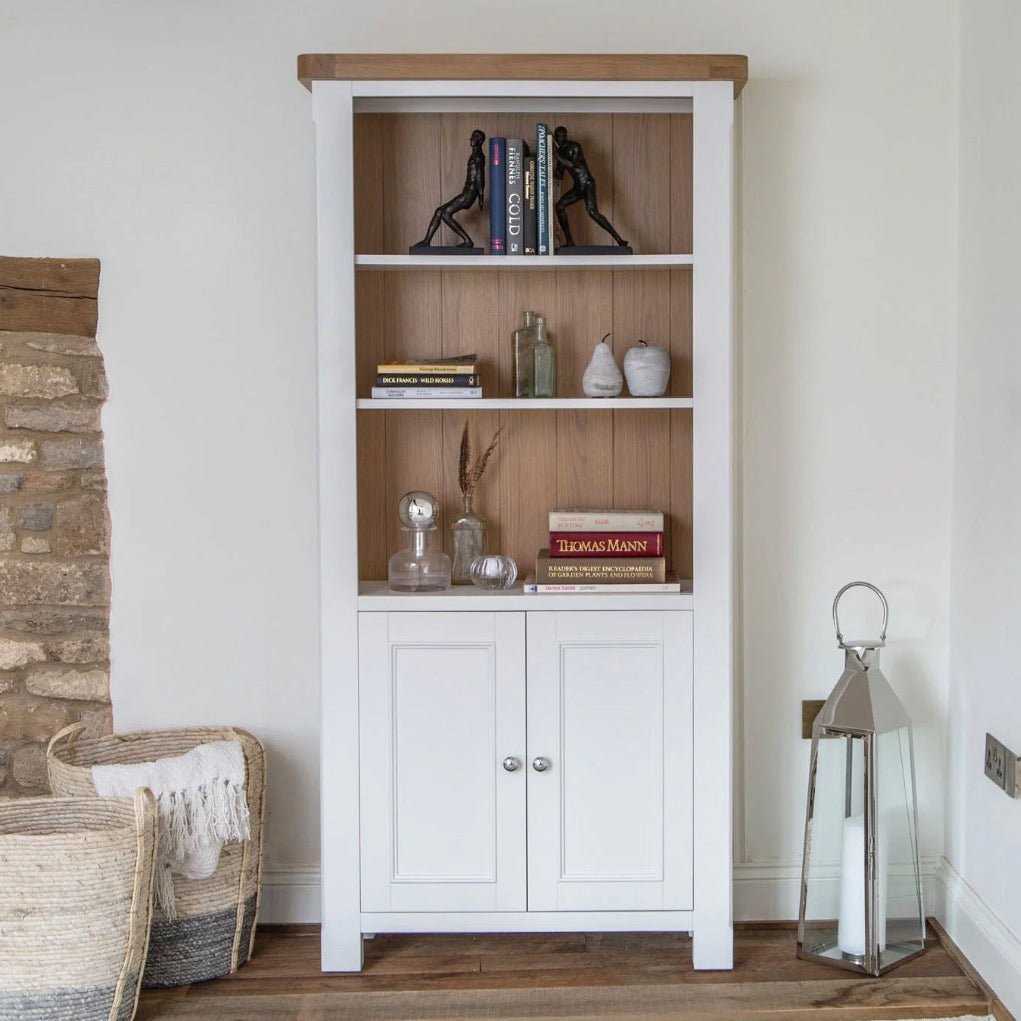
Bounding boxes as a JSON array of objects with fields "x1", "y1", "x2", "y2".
[{"x1": 469, "y1": 555, "x2": 518, "y2": 591}]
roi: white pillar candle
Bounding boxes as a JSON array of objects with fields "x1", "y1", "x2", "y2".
[
  {"x1": 837, "y1": 812, "x2": 888, "y2": 957},
  {"x1": 837, "y1": 813, "x2": 866, "y2": 956}
]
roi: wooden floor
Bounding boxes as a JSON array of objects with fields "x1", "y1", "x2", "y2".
[{"x1": 136, "y1": 922, "x2": 1006, "y2": 1021}]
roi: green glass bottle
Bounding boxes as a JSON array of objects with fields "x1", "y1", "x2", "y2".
[
  {"x1": 513, "y1": 310, "x2": 537, "y2": 397},
  {"x1": 531, "y1": 315, "x2": 555, "y2": 398}
]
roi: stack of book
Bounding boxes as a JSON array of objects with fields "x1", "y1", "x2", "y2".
[
  {"x1": 489, "y1": 125, "x2": 556, "y2": 256},
  {"x1": 371, "y1": 354, "x2": 482, "y2": 400},
  {"x1": 526, "y1": 509, "x2": 682, "y2": 593}
]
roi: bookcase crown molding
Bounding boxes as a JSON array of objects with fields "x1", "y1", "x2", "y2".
[{"x1": 297, "y1": 53, "x2": 748, "y2": 94}]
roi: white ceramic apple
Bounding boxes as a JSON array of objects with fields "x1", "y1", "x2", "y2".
[{"x1": 623, "y1": 339, "x2": 671, "y2": 397}]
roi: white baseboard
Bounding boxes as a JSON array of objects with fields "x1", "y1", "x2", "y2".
[
  {"x1": 733, "y1": 857, "x2": 941, "y2": 922},
  {"x1": 937, "y1": 857, "x2": 1021, "y2": 1018},
  {"x1": 733, "y1": 861, "x2": 806, "y2": 921},
  {"x1": 259, "y1": 857, "x2": 942, "y2": 927},
  {"x1": 259, "y1": 865, "x2": 322, "y2": 924}
]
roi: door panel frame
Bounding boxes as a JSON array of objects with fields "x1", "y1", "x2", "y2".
[
  {"x1": 358, "y1": 611, "x2": 527, "y2": 912},
  {"x1": 525, "y1": 610, "x2": 694, "y2": 912}
]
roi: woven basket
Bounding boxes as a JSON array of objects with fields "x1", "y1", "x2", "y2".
[
  {"x1": 47, "y1": 724, "x2": 266, "y2": 988},
  {"x1": 0, "y1": 792, "x2": 157, "y2": 1021}
]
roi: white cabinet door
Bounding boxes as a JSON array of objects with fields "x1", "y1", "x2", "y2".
[
  {"x1": 526, "y1": 611, "x2": 693, "y2": 911},
  {"x1": 358, "y1": 612, "x2": 526, "y2": 912}
]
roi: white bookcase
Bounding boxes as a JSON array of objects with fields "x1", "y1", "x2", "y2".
[{"x1": 300, "y1": 53, "x2": 744, "y2": 972}]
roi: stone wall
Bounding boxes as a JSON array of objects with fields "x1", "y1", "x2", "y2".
[{"x1": 0, "y1": 257, "x2": 110, "y2": 797}]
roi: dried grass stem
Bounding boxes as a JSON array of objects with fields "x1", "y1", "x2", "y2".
[{"x1": 458, "y1": 420, "x2": 503, "y2": 499}]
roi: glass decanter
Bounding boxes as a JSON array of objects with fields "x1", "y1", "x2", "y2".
[{"x1": 388, "y1": 491, "x2": 451, "y2": 592}]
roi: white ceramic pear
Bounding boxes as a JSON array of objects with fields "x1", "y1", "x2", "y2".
[
  {"x1": 623, "y1": 339, "x2": 671, "y2": 397},
  {"x1": 582, "y1": 334, "x2": 624, "y2": 397}
]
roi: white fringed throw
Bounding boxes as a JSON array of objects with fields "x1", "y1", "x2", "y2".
[{"x1": 92, "y1": 740, "x2": 250, "y2": 918}]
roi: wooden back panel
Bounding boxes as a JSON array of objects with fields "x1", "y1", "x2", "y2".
[
  {"x1": 355, "y1": 112, "x2": 691, "y2": 255},
  {"x1": 357, "y1": 408, "x2": 692, "y2": 584},
  {"x1": 353, "y1": 113, "x2": 693, "y2": 583}
]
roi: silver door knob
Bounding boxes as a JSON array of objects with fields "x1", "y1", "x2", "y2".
[
  {"x1": 532, "y1": 756, "x2": 551, "y2": 772},
  {"x1": 502, "y1": 756, "x2": 521, "y2": 772}
]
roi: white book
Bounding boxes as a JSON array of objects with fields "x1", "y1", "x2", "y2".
[
  {"x1": 524, "y1": 577, "x2": 682, "y2": 594},
  {"x1": 371, "y1": 387, "x2": 483, "y2": 400},
  {"x1": 549, "y1": 509, "x2": 665, "y2": 532}
]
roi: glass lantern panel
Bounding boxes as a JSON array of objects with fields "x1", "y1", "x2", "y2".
[
  {"x1": 876, "y1": 725, "x2": 926, "y2": 969},
  {"x1": 800, "y1": 732, "x2": 867, "y2": 965}
]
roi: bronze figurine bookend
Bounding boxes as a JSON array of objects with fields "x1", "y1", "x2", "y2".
[
  {"x1": 552, "y1": 125, "x2": 631, "y2": 254},
  {"x1": 411, "y1": 129, "x2": 486, "y2": 255}
]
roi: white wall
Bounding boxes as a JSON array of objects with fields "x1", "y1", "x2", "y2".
[
  {"x1": 0, "y1": 1, "x2": 959, "y2": 905},
  {"x1": 942, "y1": 1, "x2": 1021, "y2": 1012}
]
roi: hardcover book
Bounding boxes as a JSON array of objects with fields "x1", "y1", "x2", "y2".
[
  {"x1": 377, "y1": 354, "x2": 476, "y2": 372},
  {"x1": 536, "y1": 124, "x2": 550, "y2": 255},
  {"x1": 371, "y1": 387, "x2": 483, "y2": 399},
  {"x1": 546, "y1": 127, "x2": 555, "y2": 252},
  {"x1": 489, "y1": 137, "x2": 506, "y2": 255},
  {"x1": 377, "y1": 365, "x2": 476, "y2": 376},
  {"x1": 549, "y1": 531, "x2": 664, "y2": 558},
  {"x1": 523, "y1": 155, "x2": 537, "y2": 255},
  {"x1": 376, "y1": 374, "x2": 481, "y2": 387},
  {"x1": 548, "y1": 509, "x2": 665, "y2": 532},
  {"x1": 536, "y1": 549, "x2": 667, "y2": 584},
  {"x1": 505, "y1": 139, "x2": 524, "y2": 255}
]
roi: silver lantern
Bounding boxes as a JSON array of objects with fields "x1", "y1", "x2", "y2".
[{"x1": 797, "y1": 582, "x2": 925, "y2": 976}]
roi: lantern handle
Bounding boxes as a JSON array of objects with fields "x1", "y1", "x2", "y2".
[{"x1": 832, "y1": 581, "x2": 888, "y2": 648}]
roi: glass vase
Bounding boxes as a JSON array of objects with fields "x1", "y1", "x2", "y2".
[{"x1": 451, "y1": 496, "x2": 487, "y2": 585}]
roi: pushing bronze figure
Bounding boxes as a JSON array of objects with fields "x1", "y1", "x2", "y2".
[
  {"x1": 552, "y1": 125, "x2": 631, "y2": 253},
  {"x1": 412, "y1": 129, "x2": 486, "y2": 254}
]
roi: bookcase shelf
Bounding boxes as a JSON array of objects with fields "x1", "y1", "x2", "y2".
[
  {"x1": 357, "y1": 397, "x2": 695, "y2": 410},
  {"x1": 356, "y1": 254, "x2": 694, "y2": 270},
  {"x1": 357, "y1": 579, "x2": 693, "y2": 611}
]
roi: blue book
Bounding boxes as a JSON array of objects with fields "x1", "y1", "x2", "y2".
[
  {"x1": 536, "y1": 125, "x2": 549, "y2": 255},
  {"x1": 488, "y1": 137, "x2": 506, "y2": 254}
]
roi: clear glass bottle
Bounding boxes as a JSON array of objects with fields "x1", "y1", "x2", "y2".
[
  {"x1": 513, "y1": 310, "x2": 538, "y2": 397},
  {"x1": 531, "y1": 315, "x2": 555, "y2": 398},
  {"x1": 450, "y1": 494, "x2": 487, "y2": 584}
]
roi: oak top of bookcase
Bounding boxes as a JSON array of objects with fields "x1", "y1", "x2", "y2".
[{"x1": 297, "y1": 54, "x2": 748, "y2": 95}]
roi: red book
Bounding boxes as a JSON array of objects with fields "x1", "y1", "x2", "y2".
[{"x1": 548, "y1": 531, "x2": 664, "y2": 558}]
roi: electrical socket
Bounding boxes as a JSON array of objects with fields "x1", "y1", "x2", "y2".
[
  {"x1": 985, "y1": 733, "x2": 1021, "y2": 798},
  {"x1": 986, "y1": 733, "x2": 1006, "y2": 789}
]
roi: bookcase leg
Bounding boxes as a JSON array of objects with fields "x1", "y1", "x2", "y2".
[
  {"x1": 321, "y1": 911, "x2": 363, "y2": 972},
  {"x1": 693, "y1": 920, "x2": 734, "y2": 970}
]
